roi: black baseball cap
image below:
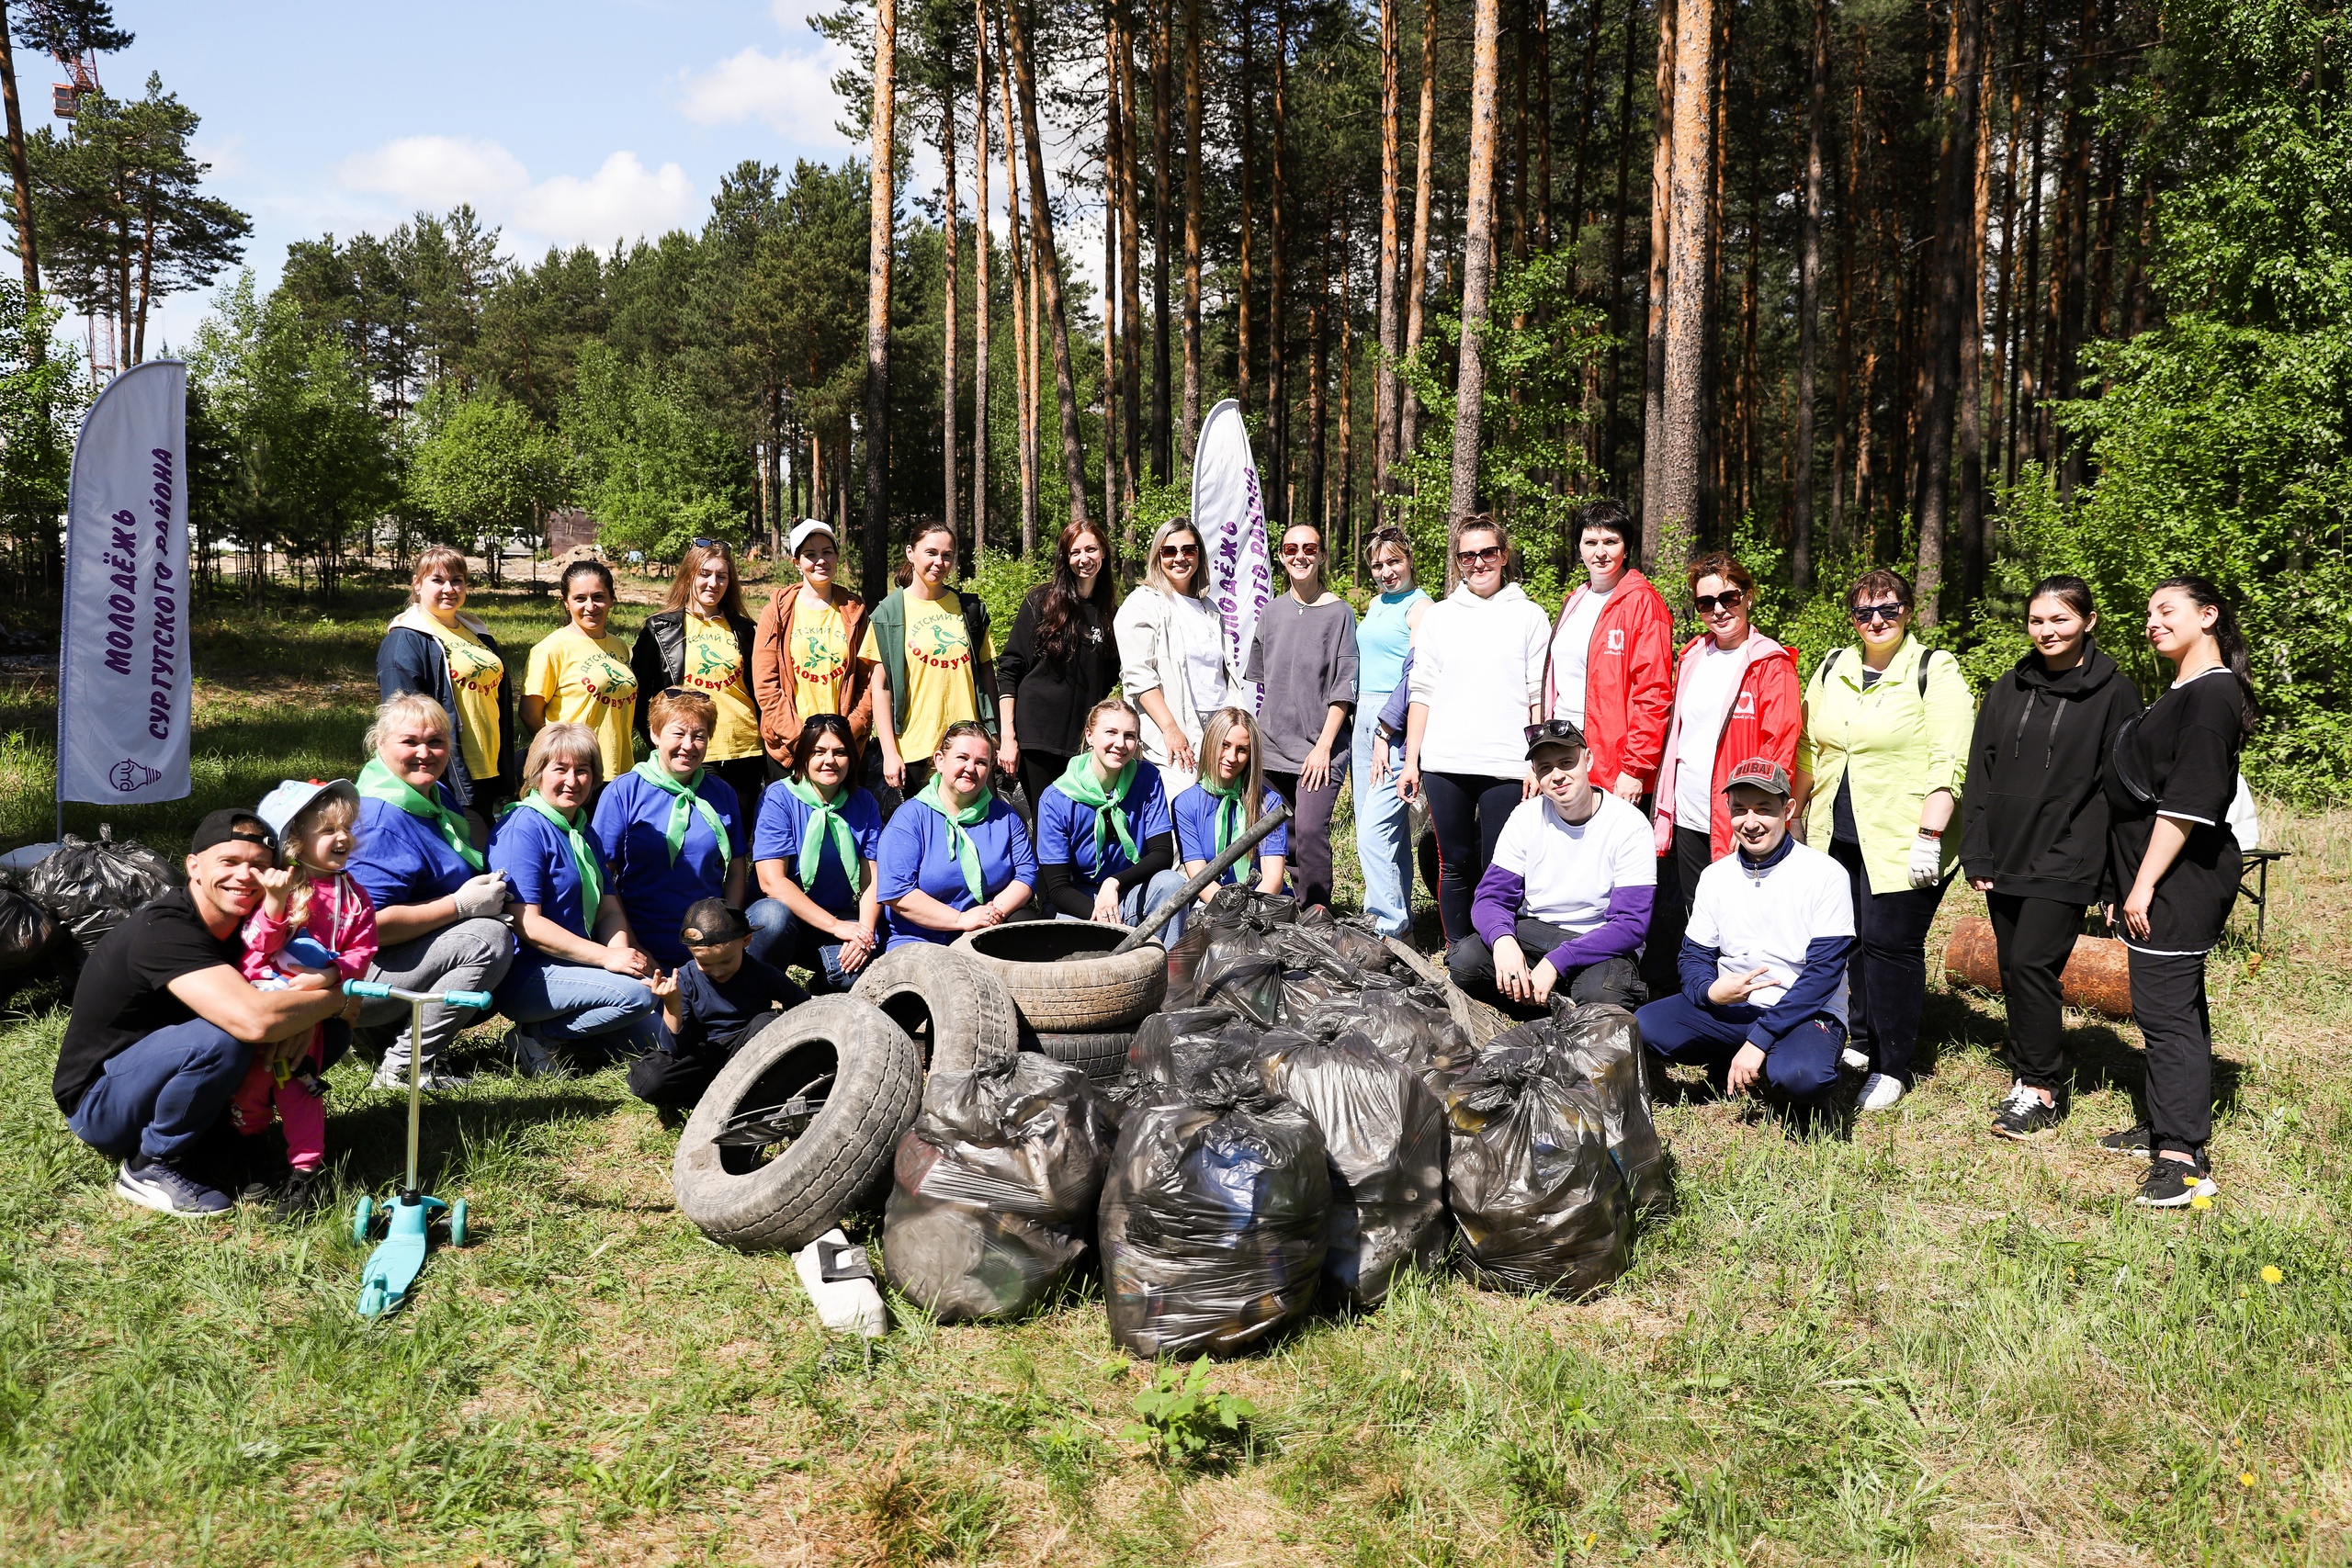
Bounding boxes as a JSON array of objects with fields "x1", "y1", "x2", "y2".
[
  {"x1": 681, "y1": 897, "x2": 752, "y2": 947},
  {"x1": 1522, "y1": 717, "x2": 1588, "y2": 760},
  {"x1": 190, "y1": 808, "x2": 277, "y2": 856}
]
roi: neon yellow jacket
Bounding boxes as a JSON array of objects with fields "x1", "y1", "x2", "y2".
[{"x1": 1798, "y1": 635, "x2": 1976, "y2": 895}]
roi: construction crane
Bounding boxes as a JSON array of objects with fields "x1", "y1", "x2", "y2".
[{"x1": 50, "y1": 46, "x2": 95, "y2": 118}]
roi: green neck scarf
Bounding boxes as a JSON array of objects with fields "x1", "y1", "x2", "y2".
[
  {"x1": 784, "y1": 774, "x2": 861, "y2": 897},
  {"x1": 1056, "y1": 753, "x2": 1141, "y2": 869},
  {"x1": 630, "y1": 759, "x2": 731, "y2": 865},
  {"x1": 519, "y1": 793, "x2": 605, "y2": 919},
  {"x1": 1199, "y1": 771, "x2": 1251, "y2": 863},
  {"x1": 356, "y1": 756, "x2": 484, "y2": 872},
  {"x1": 913, "y1": 773, "x2": 993, "y2": 905}
]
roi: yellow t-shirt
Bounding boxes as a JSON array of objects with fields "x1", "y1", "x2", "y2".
[
  {"x1": 525, "y1": 624, "x2": 638, "y2": 782},
  {"x1": 397, "y1": 607, "x2": 503, "y2": 783},
  {"x1": 857, "y1": 590, "x2": 996, "y2": 761},
  {"x1": 681, "y1": 613, "x2": 762, "y2": 761},
  {"x1": 787, "y1": 592, "x2": 852, "y2": 719}
]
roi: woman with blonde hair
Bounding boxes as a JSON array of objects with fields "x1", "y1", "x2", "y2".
[
  {"x1": 490, "y1": 722, "x2": 660, "y2": 1074},
  {"x1": 377, "y1": 545, "x2": 517, "y2": 818},
  {"x1": 1114, "y1": 515, "x2": 1240, "y2": 799},
  {"x1": 631, "y1": 538, "x2": 766, "y2": 820},
  {"x1": 1171, "y1": 706, "x2": 1289, "y2": 900}
]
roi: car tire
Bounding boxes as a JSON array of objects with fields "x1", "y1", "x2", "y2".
[{"x1": 850, "y1": 943, "x2": 1019, "y2": 1076}]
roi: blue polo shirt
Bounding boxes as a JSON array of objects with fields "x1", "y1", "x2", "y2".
[
  {"x1": 1170, "y1": 784, "x2": 1291, "y2": 886},
  {"x1": 349, "y1": 794, "x2": 479, "y2": 911},
  {"x1": 591, "y1": 770, "x2": 747, "y2": 968},
  {"x1": 1036, "y1": 767, "x2": 1172, "y2": 892},
  {"x1": 491, "y1": 805, "x2": 610, "y2": 942},
  {"x1": 876, "y1": 795, "x2": 1037, "y2": 949},
  {"x1": 752, "y1": 784, "x2": 885, "y2": 919}
]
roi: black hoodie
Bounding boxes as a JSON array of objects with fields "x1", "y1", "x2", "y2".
[{"x1": 1958, "y1": 640, "x2": 2143, "y2": 903}]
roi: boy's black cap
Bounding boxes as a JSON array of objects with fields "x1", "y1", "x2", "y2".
[
  {"x1": 680, "y1": 897, "x2": 751, "y2": 946},
  {"x1": 190, "y1": 808, "x2": 277, "y2": 856}
]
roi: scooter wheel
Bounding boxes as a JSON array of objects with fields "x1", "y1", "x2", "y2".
[
  {"x1": 447, "y1": 1199, "x2": 468, "y2": 1248},
  {"x1": 351, "y1": 1195, "x2": 374, "y2": 1245},
  {"x1": 358, "y1": 1280, "x2": 389, "y2": 1318}
]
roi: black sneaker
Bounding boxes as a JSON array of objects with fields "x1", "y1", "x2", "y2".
[
  {"x1": 114, "y1": 1155, "x2": 232, "y2": 1216},
  {"x1": 1991, "y1": 1081, "x2": 2063, "y2": 1141},
  {"x1": 2134, "y1": 1154, "x2": 2218, "y2": 1208},
  {"x1": 270, "y1": 1166, "x2": 329, "y2": 1224},
  {"x1": 2098, "y1": 1122, "x2": 2153, "y2": 1158}
]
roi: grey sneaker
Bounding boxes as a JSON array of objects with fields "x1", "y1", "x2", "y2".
[
  {"x1": 505, "y1": 1028, "x2": 566, "y2": 1079},
  {"x1": 371, "y1": 1061, "x2": 471, "y2": 1091},
  {"x1": 1990, "y1": 1081, "x2": 2063, "y2": 1141},
  {"x1": 115, "y1": 1155, "x2": 232, "y2": 1215}
]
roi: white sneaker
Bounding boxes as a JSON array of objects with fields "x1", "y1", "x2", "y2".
[
  {"x1": 1856, "y1": 1072, "x2": 1905, "y2": 1111},
  {"x1": 371, "y1": 1061, "x2": 470, "y2": 1091},
  {"x1": 1840, "y1": 1046, "x2": 1870, "y2": 1072}
]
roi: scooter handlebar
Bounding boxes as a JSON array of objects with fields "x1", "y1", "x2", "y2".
[
  {"x1": 343, "y1": 979, "x2": 392, "y2": 999},
  {"x1": 341, "y1": 980, "x2": 495, "y2": 1011},
  {"x1": 442, "y1": 989, "x2": 494, "y2": 1011}
]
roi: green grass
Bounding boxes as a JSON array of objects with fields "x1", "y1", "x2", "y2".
[{"x1": 3, "y1": 586, "x2": 2351, "y2": 1564}]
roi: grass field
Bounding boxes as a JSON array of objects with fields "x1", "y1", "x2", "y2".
[{"x1": 3, "y1": 575, "x2": 2349, "y2": 1566}]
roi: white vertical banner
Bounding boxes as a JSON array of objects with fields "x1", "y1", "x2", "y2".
[
  {"x1": 58, "y1": 359, "x2": 191, "y2": 807},
  {"x1": 1190, "y1": 399, "x2": 1273, "y2": 712}
]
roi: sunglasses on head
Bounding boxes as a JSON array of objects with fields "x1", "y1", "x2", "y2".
[
  {"x1": 1693, "y1": 588, "x2": 1746, "y2": 614},
  {"x1": 1523, "y1": 718, "x2": 1587, "y2": 750},
  {"x1": 691, "y1": 538, "x2": 729, "y2": 552},
  {"x1": 1454, "y1": 544, "x2": 1505, "y2": 568},
  {"x1": 1850, "y1": 603, "x2": 1905, "y2": 625}
]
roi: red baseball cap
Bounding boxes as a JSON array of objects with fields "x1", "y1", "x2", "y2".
[{"x1": 1722, "y1": 757, "x2": 1792, "y2": 797}]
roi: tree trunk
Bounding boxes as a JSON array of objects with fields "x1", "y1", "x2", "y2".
[
  {"x1": 1832, "y1": 31, "x2": 1863, "y2": 547},
  {"x1": 1307, "y1": 218, "x2": 1329, "y2": 525},
  {"x1": 1599, "y1": 0, "x2": 1637, "y2": 487},
  {"x1": 863, "y1": 0, "x2": 899, "y2": 603},
  {"x1": 973, "y1": 0, "x2": 991, "y2": 551},
  {"x1": 1005, "y1": 0, "x2": 1093, "y2": 530},
  {"x1": 1338, "y1": 235, "x2": 1357, "y2": 559},
  {"x1": 1150, "y1": 0, "x2": 1172, "y2": 480},
  {"x1": 1399, "y1": 0, "x2": 1438, "y2": 460},
  {"x1": 943, "y1": 59, "x2": 961, "y2": 547},
  {"x1": 1103, "y1": 0, "x2": 1126, "y2": 543},
  {"x1": 1181, "y1": 0, "x2": 1203, "y2": 459},
  {"x1": 1119, "y1": 0, "x2": 1145, "y2": 497},
  {"x1": 1792, "y1": 0, "x2": 1826, "y2": 590},
  {"x1": 991, "y1": 6, "x2": 1036, "y2": 546},
  {"x1": 1638, "y1": 0, "x2": 1676, "y2": 549},
  {"x1": 1374, "y1": 0, "x2": 1401, "y2": 498},
  {"x1": 1914, "y1": 0, "x2": 1980, "y2": 625},
  {"x1": 1447, "y1": 0, "x2": 1504, "y2": 525},
  {"x1": 1236, "y1": 0, "x2": 1255, "y2": 413},
  {"x1": 1268, "y1": 0, "x2": 1290, "y2": 525},
  {"x1": 1959, "y1": 48, "x2": 1992, "y2": 605},
  {"x1": 1651, "y1": 0, "x2": 1711, "y2": 572},
  {"x1": 0, "y1": 11, "x2": 39, "y2": 306}
]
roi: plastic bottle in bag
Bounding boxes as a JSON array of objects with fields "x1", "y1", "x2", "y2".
[
  {"x1": 1099, "y1": 1065, "x2": 1330, "y2": 1359},
  {"x1": 1443, "y1": 1041, "x2": 1632, "y2": 1297},
  {"x1": 882, "y1": 1053, "x2": 1114, "y2": 1323},
  {"x1": 1256, "y1": 1026, "x2": 1447, "y2": 1308}
]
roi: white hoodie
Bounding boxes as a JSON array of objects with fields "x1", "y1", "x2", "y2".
[{"x1": 1408, "y1": 581, "x2": 1555, "y2": 777}]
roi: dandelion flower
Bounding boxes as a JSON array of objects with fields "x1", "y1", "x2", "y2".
[
  {"x1": 2261, "y1": 1266, "x2": 2284, "y2": 1284},
  {"x1": 2190, "y1": 1195, "x2": 2213, "y2": 1211},
  {"x1": 2239, "y1": 1472, "x2": 2256, "y2": 1487}
]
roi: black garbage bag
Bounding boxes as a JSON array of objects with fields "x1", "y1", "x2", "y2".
[
  {"x1": 25, "y1": 829, "x2": 175, "y2": 954},
  {"x1": 1547, "y1": 1003, "x2": 1670, "y2": 1213},
  {"x1": 0, "y1": 888, "x2": 57, "y2": 975},
  {"x1": 1256, "y1": 1026, "x2": 1447, "y2": 1307},
  {"x1": 1301, "y1": 979, "x2": 1475, "y2": 1095},
  {"x1": 1276, "y1": 965, "x2": 1352, "y2": 1021},
  {"x1": 1128, "y1": 1007, "x2": 1256, "y2": 1087},
  {"x1": 1166, "y1": 889, "x2": 1300, "y2": 1016},
  {"x1": 1279, "y1": 906, "x2": 1396, "y2": 979},
  {"x1": 1100, "y1": 1065, "x2": 1330, "y2": 1358},
  {"x1": 883, "y1": 1053, "x2": 1114, "y2": 1322},
  {"x1": 1443, "y1": 1040, "x2": 1632, "y2": 1296}
]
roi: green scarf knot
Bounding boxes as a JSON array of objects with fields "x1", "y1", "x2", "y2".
[
  {"x1": 630, "y1": 759, "x2": 732, "y2": 865},
  {"x1": 912, "y1": 774, "x2": 994, "y2": 905},
  {"x1": 356, "y1": 756, "x2": 484, "y2": 872},
  {"x1": 519, "y1": 793, "x2": 605, "y2": 919},
  {"x1": 784, "y1": 774, "x2": 861, "y2": 897},
  {"x1": 1198, "y1": 772, "x2": 1250, "y2": 864},
  {"x1": 1056, "y1": 753, "x2": 1141, "y2": 872}
]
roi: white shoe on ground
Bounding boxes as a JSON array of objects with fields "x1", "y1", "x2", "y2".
[
  {"x1": 1856, "y1": 1072, "x2": 1906, "y2": 1111},
  {"x1": 1840, "y1": 1046, "x2": 1870, "y2": 1072}
]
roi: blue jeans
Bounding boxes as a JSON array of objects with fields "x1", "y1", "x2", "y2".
[
  {"x1": 745, "y1": 897, "x2": 864, "y2": 992},
  {"x1": 1635, "y1": 991, "x2": 1846, "y2": 1104},
  {"x1": 1351, "y1": 694, "x2": 1415, "y2": 938},
  {"x1": 496, "y1": 954, "x2": 659, "y2": 1060},
  {"x1": 66, "y1": 1018, "x2": 251, "y2": 1163},
  {"x1": 1053, "y1": 869, "x2": 1193, "y2": 943}
]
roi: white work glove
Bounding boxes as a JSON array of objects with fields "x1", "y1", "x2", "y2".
[
  {"x1": 452, "y1": 870, "x2": 511, "y2": 919},
  {"x1": 1907, "y1": 835, "x2": 1943, "y2": 889}
]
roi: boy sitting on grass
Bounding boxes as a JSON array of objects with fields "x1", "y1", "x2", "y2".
[{"x1": 627, "y1": 898, "x2": 810, "y2": 1113}]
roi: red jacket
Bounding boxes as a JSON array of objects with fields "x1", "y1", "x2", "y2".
[
  {"x1": 1651, "y1": 630, "x2": 1804, "y2": 858},
  {"x1": 1541, "y1": 569, "x2": 1677, "y2": 796}
]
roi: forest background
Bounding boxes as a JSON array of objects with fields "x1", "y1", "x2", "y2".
[{"x1": 0, "y1": 0, "x2": 2342, "y2": 798}]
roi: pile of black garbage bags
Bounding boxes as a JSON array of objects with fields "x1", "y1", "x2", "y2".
[
  {"x1": 0, "y1": 829, "x2": 175, "y2": 1000},
  {"x1": 879, "y1": 888, "x2": 1668, "y2": 1358}
]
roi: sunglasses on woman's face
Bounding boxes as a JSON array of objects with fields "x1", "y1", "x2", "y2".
[
  {"x1": 1454, "y1": 545, "x2": 1504, "y2": 568},
  {"x1": 1851, "y1": 604, "x2": 1904, "y2": 625},
  {"x1": 1280, "y1": 543, "x2": 1321, "y2": 559},
  {"x1": 1159, "y1": 543, "x2": 1199, "y2": 559},
  {"x1": 1693, "y1": 589, "x2": 1746, "y2": 614}
]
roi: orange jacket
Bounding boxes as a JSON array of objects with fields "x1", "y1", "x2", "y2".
[
  {"x1": 750, "y1": 582, "x2": 873, "y2": 765},
  {"x1": 1540, "y1": 569, "x2": 1677, "y2": 796}
]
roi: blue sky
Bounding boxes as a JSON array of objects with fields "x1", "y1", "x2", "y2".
[{"x1": 85, "y1": 0, "x2": 876, "y2": 352}]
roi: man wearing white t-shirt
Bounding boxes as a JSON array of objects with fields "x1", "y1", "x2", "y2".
[
  {"x1": 1447, "y1": 718, "x2": 1656, "y2": 1016},
  {"x1": 1635, "y1": 758, "x2": 1856, "y2": 1105}
]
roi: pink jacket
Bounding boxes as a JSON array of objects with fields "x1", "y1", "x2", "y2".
[
  {"x1": 240, "y1": 872, "x2": 379, "y2": 987},
  {"x1": 1651, "y1": 631, "x2": 1804, "y2": 858}
]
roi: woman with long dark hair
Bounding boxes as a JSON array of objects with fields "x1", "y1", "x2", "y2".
[
  {"x1": 631, "y1": 539, "x2": 766, "y2": 819},
  {"x1": 998, "y1": 520, "x2": 1121, "y2": 820},
  {"x1": 746, "y1": 712, "x2": 884, "y2": 990},
  {"x1": 2103, "y1": 576, "x2": 2255, "y2": 1207},
  {"x1": 524, "y1": 558, "x2": 638, "y2": 784},
  {"x1": 1961, "y1": 575, "x2": 2143, "y2": 1141}
]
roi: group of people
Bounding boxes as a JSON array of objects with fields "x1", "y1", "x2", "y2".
[{"x1": 50, "y1": 501, "x2": 2256, "y2": 1220}]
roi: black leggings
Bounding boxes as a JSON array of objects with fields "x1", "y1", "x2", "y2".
[
  {"x1": 1015, "y1": 748, "x2": 1072, "y2": 834},
  {"x1": 2131, "y1": 947, "x2": 2215, "y2": 1157},
  {"x1": 1420, "y1": 771, "x2": 1523, "y2": 944},
  {"x1": 1828, "y1": 837, "x2": 1947, "y2": 1082},
  {"x1": 1987, "y1": 893, "x2": 2085, "y2": 1093},
  {"x1": 708, "y1": 756, "x2": 767, "y2": 828}
]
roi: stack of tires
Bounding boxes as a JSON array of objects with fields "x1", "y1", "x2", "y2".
[{"x1": 954, "y1": 922, "x2": 1166, "y2": 1085}]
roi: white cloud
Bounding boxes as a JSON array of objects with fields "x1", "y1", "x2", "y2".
[
  {"x1": 673, "y1": 3, "x2": 855, "y2": 149},
  {"x1": 336, "y1": 135, "x2": 697, "y2": 253}
]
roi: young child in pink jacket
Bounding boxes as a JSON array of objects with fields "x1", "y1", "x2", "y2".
[{"x1": 233, "y1": 780, "x2": 379, "y2": 1213}]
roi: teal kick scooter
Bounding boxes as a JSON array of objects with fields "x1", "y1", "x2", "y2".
[{"x1": 343, "y1": 979, "x2": 493, "y2": 1317}]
